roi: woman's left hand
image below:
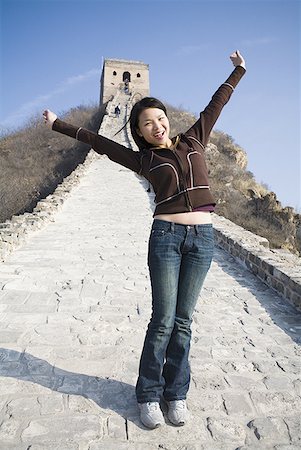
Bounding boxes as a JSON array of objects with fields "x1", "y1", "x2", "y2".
[
  {"x1": 43, "y1": 109, "x2": 57, "y2": 127},
  {"x1": 230, "y1": 50, "x2": 246, "y2": 69}
]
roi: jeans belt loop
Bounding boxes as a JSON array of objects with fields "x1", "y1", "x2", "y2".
[
  {"x1": 170, "y1": 222, "x2": 175, "y2": 233},
  {"x1": 194, "y1": 225, "x2": 198, "y2": 235}
]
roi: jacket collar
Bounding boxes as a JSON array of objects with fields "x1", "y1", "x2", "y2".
[{"x1": 143, "y1": 135, "x2": 181, "y2": 152}]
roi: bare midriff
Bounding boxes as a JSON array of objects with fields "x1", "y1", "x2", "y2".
[{"x1": 153, "y1": 211, "x2": 212, "y2": 225}]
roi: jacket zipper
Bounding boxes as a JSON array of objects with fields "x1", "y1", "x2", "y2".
[{"x1": 171, "y1": 150, "x2": 193, "y2": 211}]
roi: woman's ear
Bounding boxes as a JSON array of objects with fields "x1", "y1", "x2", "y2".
[{"x1": 136, "y1": 127, "x2": 142, "y2": 137}]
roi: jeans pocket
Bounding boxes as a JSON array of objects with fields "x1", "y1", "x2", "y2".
[
  {"x1": 151, "y1": 229, "x2": 169, "y2": 238},
  {"x1": 197, "y1": 226, "x2": 214, "y2": 253},
  {"x1": 203, "y1": 229, "x2": 214, "y2": 242},
  {"x1": 150, "y1": 220, "x2": 172, "y2": 238}
]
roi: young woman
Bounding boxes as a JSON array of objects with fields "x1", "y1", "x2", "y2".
[{"x1": 43, "y1": 50, "x2": 246, "y2": 429}]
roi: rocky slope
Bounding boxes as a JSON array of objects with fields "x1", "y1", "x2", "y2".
[{"x1": 167, "y1": 105, "x2": 300, "y2": 255}]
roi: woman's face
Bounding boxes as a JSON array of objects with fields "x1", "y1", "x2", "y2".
[{"x1": 137, "y1": 108, "x2": 172, "y2": 148}]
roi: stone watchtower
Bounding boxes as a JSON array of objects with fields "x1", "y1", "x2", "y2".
[{"x1": 100, "y1": 58, "x2": 150, "y2": 104}]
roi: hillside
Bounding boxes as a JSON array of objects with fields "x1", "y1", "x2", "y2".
[
  {"x1": 169, "y1": 104, "x2": 300, "y2": 255},
  {"x1": 0, "y1": 103, "x2": 300, "y2": 255},
  {"x1": 0, "y1": 105, "x2": 106, "y2": 224}
]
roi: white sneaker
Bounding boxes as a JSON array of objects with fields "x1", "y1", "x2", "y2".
[
  {"x1": 167, "y1": 399, "x2": 188, "y2": 426},
  {"x1": 138, "y1": 402, "x2": 165, "y2": 429}
]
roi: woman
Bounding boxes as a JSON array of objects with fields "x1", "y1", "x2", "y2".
[{"x1": 43, "y1": 50, "x2": 246, "y2": 429}]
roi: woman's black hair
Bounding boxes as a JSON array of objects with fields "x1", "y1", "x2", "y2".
[{"x1": 129, "y1": 97, "x2": 167, "y2": 150}]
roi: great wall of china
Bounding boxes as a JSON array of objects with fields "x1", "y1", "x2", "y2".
[
  {"x1": 0, "y1": 59, "x2": 300, "y2": 448},
  {"x1": 1, "y1": 61, "x2": 300, "y2": 311}
]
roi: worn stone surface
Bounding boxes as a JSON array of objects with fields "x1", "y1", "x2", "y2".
[
  {"x1": 0, "y1": 92, "x2": 300, "y2": 449},
  {"x1": 213, "y1": 215, "x2": 301, "y2": 310}
]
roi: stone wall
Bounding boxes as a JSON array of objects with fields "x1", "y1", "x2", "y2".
[
  {"x1": 0, "y1": 150, "x2": 98, "y2": 263},
  {"x1": 213, "y1": 214, "x2": 301, "y2": 310}
]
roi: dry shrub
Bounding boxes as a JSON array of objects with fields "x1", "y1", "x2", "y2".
[
  {"x1": 0, "y1": 103, "x2": 106, "y2": 222},
  {"x1": 166, "y1": 104, "x2": 197, "y2": 137}
]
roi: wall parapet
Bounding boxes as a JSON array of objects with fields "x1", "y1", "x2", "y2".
[
  {"x1": 0, "y1": 150, "x2": 99, "y2": 263},
  {"x1": 212, "y1": 214, "x2": 301, "y2": 310}
]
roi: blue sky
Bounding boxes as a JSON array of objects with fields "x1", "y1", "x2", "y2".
[{"x1": 1, "y1": 0, "x2": 300, "y2": 211}]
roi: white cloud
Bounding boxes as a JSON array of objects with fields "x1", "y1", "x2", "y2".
[
  {"x1": 63, "y1": 69, "x2": 99, "y2": 86},
  {"x1": 0, "y1": 68, "x2": 99, "y2": 129},
  {"x1": 241, "y1": 37, "x2": 279, "y2": 47},
  {"x1": 176, "y1": 44, "x2": 208, "y2": 56}
]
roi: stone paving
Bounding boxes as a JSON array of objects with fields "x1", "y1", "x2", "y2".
[{"x1": 0, "y1": 94, "x2": 301, "y2": 449}]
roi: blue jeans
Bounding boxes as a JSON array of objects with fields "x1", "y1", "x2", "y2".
[{"x1": 136, "y1": 219, "x2": 214, "y2": 403}]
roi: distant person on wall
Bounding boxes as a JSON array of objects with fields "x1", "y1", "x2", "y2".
[
  {"x1": 124, "y1": 79, "x2": 130, "y2": 94},
  {"x1": 43, "y1": 50, "x2": 246, "y2": 430},
  {"x1": 114, "y1": 104, "x2": 121, "y2": 117}
]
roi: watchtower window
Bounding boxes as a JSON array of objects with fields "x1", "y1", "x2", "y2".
[
  {"x1": 123, "y1": 71, "x2": 131, "y2": 82},
  {"x1": 137, "y1": 73, "x2": 141, "y2": 78},
  {"x1": 113, "y1": 71, "x2": 117, "y2": 76}
]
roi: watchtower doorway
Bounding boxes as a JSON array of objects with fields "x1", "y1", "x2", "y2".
[{"x1": 123, "y1": 71, "x2": 131, "y2": 82}]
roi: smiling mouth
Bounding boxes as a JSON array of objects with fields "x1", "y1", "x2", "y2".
[{"x1": 154, "y1": 131, "x2": 165, "y2": 139}]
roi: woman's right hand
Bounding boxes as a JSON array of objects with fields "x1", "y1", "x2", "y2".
[
  {"x1": 43, "y1": 109, "x2": 57, "y2": 127},
  {"x1": 230, "y1": 50, "x2": 246, "y2": 69}
]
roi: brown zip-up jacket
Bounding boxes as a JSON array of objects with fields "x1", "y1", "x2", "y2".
[{"x1": 52, "y1": 66, "x2": 246, "y2": 216}]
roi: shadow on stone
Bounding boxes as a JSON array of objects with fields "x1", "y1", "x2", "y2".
[
  {"x1": 0, "y1": 348, "x2": 142, "y2": 426},
  {"x1": 213, "y1": 246, "x2": 301, "y2": 346}
]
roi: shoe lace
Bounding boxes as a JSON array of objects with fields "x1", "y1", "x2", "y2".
[
  {"x1": 146, "y1": 402, "x2": 159, "y2": 411},
  {"x1": 178, "y1": 400, "x2": 186, "y2": 409},
  {"x1": 171, "y1": 400, "x2": 186, "y2": 410}
]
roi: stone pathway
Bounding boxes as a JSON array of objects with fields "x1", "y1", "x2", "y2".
[{"x1": 0, "y1": 94, "x2": 300, "y2": 449}]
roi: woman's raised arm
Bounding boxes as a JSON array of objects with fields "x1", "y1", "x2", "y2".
[
  {"x1": 185, "y1": 50, "x2": 246, "y2": 147},
  {"x1": 42, "y1": 109, "x2": 142, "y2": 173}
]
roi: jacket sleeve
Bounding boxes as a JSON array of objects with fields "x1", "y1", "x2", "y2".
[
  {"x1": 52, "y1": 119, "x2": 142, "y2": 173},
  {"x1": 185, "y1": 65, "x2": 246, "y2": 148}
]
